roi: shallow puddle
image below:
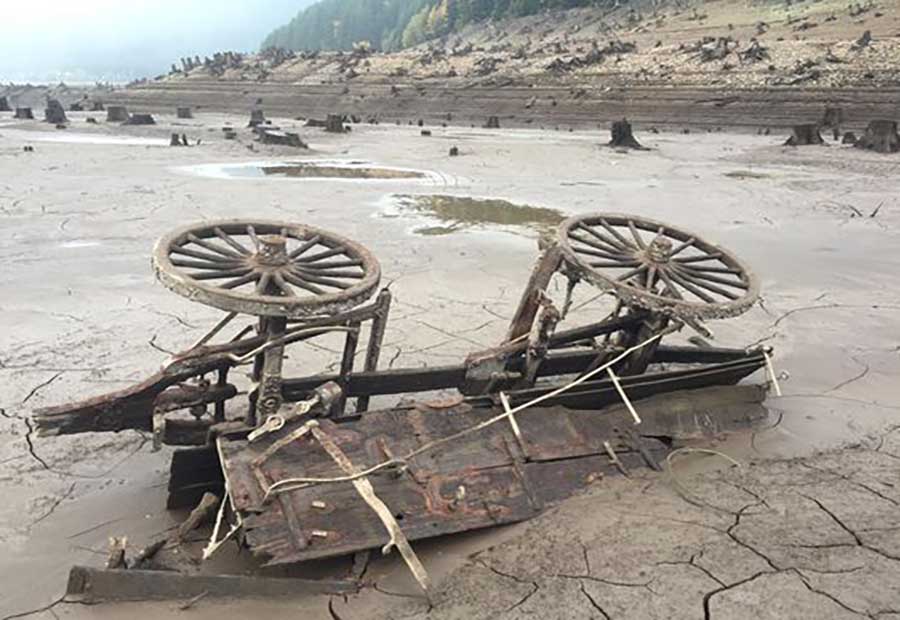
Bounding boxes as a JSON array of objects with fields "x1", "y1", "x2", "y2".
[
  {"x1": 386, "y1": 194, "x2": 566, "y2": 236},
  {"x1": 182, "y1": 159, "x2": 432, "y2": 181}
]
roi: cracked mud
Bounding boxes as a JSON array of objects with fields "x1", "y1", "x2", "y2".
[{"x1": 1, "y1": 111, "x2": 899, "y2": 619}]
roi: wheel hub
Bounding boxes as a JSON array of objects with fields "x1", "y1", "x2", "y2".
[
  {"x1": 254, "y1": 235, "x2": 289, "y2": 267},
  {"x1": 646, "y1": 236, "x2": 673, "y2": 264}
]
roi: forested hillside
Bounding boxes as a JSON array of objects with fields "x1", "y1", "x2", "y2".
[{"x1": 262, "y1": 0, "x2": 617, "y2": 52}]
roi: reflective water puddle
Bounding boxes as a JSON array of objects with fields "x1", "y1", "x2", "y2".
[
  {"x1": 383, "y1": 194, "x2": 566, "y2": 236},
  {"x1": 181, "y1": 159, "x2": 434, "y2": 182}
]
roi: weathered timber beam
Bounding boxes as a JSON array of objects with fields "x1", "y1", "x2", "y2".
[
  {"x1": 282, "y1": 345, "x2": 760, "y2": 400},
  {"x1": 33, "y1": 384, "x2": 237, "y2": 436},
  {"x1": 66, "y1": 566, "x2": 357, "y2": 603}
]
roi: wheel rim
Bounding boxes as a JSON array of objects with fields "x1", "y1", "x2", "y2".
[
  {"x1": 153, "y1": 220, "x2": 381, "y2": 318},
  {"x1": 558, "y1": 214, "x2": 759, "y2": 320}
]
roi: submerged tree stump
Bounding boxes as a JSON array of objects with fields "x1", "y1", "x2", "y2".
[
  {"x1": 107, "y1": 106, "x2": 129, "y2": 122},
  {"x1": 325, "y1": 114, "x2": 346, "y2": 133},
  {"x1": 125, "y1": 113, "x2": 156, "y2": 126},
  {"x1": 44, "y1": 99, "x2": 67, "y2": 124},
  {"x1": 177, "y1": 107, "x2": 193, "y2": 119},
  {"x1": 855, "y1": 120, "x2": 900, "y2": 154},
  {"x1": 608, "y1": 119, "x2": 647, "y2": 149},
  {"x1": 14, "y1": 107, "x2": 34, "y2": 120},
  {"x1": 248, "y1": 109, "x2": 265, "y2": 128},
  {"x1": 0, "y1": 96, "x2": 10, "y2": 112},
  {"x1": 784, "y1": 124, "x2": 824, "y2": 146},
  {"x1": 484, "y1": 116, "x2": 501, "y2": 129}
]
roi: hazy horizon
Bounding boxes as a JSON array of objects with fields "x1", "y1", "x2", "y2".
[{"x1": 0, "y1": 0, "x2": 315, "y2": 83}]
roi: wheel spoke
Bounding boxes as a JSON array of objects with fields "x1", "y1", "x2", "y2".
[
  {"x1": 282, "y1": 271, "x2": 326, "y2": 295},
  {"x1": 213, "y1": 227, "x2": 250, "y2": 255},
  {"x1": 301, "y1": 259, "x2": 363, "y2": 270},
  {"x1": 296, "y1": 268, "x2": 365, "y2": 279},
  {"x1": 627, "y1": 220, "x2": 646, "y2": 250},
  {"x1": 172, "y1": 258, "x2": 238, "y2": 271},
  {"x1": 273, "y1": 272, "x2": 295, "y2": 296},
  {"x1": 296, "y1": 246, "x2": 347, "y2": 264},
  {"x1": 570, "y1": 232, "x2": 632, "y2": 259},
  {"x1": 677, "y1": 265, "x2": 748, "y2": 290},
  {"x1": 675, "y1": 253, "x2": 723, "y2": 264},
  {"x1": 672, "y1": 266, "x2": 740, "y2": 300},
  {"x1": 172, "y1": 245, "x2": 239, "y2": 263},
  {"x1": 289, "y1": 235, "x2": 322, "y2": 259},
  {"x1": 190, "y1": 267, "x2": 254, "y2": 281},
  {"x1": 586, "y1": 259, "x2": 641, "y2": 269},
  {"x1": 187, "y1": 233, "x2": 243, "y2": 259},
  {"x1": 617, "y1": 264, "x2": 648, "y2": 283},
  {"x1": 221, "y1": 273, "x2": 259, "y2": 290},
  {"x1": 596, "y1": 219, "x2": 637, "y2": 251},
  {"x1": 290, "y1": 267, "x2": 351, "y2": 289},
  {"x1": 667, "y1": 270, "x2": 716, "y2": 303},
  {"x1": 658, "y1": 270, "x2": 684, "y2": 300},
  {"x1": 256, "y1": 272, "x2": 273, "y2": 294},
  {"x1": 247, "y1": 225, "x2": 260, "y2": 251},
  {"x1": 669, "y1": 237, "x2": 695, "y2": 258},
  {"x1": 645, "y1": 265, "x2": 658, "y2": 291}
]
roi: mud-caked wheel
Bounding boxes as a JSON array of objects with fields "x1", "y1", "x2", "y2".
[
  {"x1": 153, "y1": 220, "x2": 381, "y2": 318},
  {"x1": 558, "y1": 213, "x2": 759, "y2": 320}
]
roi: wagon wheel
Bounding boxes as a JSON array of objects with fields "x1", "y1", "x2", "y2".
[
  {"x1": 153, "y1": 220, "x2": 381, "y2": 318},
  {"x1": 558, "y1": 214, "x2": 759, "y2": 320}
]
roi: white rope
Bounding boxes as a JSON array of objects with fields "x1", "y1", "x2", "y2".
[{"x1": 606, "y1": 367, "x2": 641, "y2": 425}]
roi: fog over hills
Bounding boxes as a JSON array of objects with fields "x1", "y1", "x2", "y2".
[{"x1": 0, "y1": 0, "x2": 315, "y2": 83}]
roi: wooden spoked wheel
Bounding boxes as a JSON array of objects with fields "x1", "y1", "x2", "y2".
[
  {"x1": 153, "y1": 220, "x2": 381, "y2": 318},
  {"x1": 558, "y1": 213, "x2": 759, "y2": 320}
]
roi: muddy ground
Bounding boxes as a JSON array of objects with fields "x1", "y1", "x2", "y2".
[{"x1": 1, "y1": 110, "x2": 899, "y2": 618}]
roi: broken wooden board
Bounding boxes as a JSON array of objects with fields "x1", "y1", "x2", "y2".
[
  {"x1": 218, "y1": 383, "x2": 766, "y2": 566},
  {"x1": 66, "y1": 566, "x2": 356, "y2": 602}
]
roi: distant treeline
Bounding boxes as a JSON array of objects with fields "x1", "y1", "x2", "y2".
[{"x1": 261, "y1": 0, "x2": 619, "y2": 52}]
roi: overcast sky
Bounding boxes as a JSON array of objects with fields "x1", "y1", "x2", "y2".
[{"x1": 0, "y1": 0, "x2": 314, "y2": 83}]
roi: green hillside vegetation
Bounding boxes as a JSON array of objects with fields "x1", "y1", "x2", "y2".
[{"x1": 262, "y1": 0, "x2": 613, "y2": 52}]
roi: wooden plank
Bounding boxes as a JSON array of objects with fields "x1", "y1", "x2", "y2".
[{"x1": 65, "y1": 566, "x2": 357, "y2": 602}]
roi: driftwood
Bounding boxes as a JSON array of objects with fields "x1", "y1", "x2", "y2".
[
  {"x1": 854, "y1": 120, "x2": 900, "y2": 154},
  {"x1": 784, "y1": 123, "x2": 824, "y2": 146},
  {"x1": 44, "y1": 99, "x2": 67, "y2": 124},
  {"x1": 106, "y1": 106, "x2": 129, "y2": 122},
  {"x1": 608, "y1": 119, "x2": 647, "y2": 149}
]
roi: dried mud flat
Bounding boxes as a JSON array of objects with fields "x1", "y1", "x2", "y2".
[{"x1": 1, "y1": 110, "x2": 899, "y2": 619}]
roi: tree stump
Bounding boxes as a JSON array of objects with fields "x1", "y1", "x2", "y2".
[
  {"x1": 125, "y1": 113, "x2": 156, "y2": 125},
  {"x1": 854, "y1": 120, "x2": 900, "y2": 154},
  {"x1": 91, "y1": 101, "x2": 105, "y2": 111},
  {"x1": 608, "y1": 119, "x2": 647, "y2": 149},
  {"x1": 177, "y1": 107, "x2": 193, "y2": 119},
  {"x1": 107, "y1": 106, "x2": 129, "y2": 122},
  {"x1": 842, "y1": 131, "x2": 857, "y2": 145},
  {"x1": 44, "y1": 99, "x2": 67, "y2": 124},
  {"x1": 248, "y1": 109, "x2": 265, "y2": 128},
  {"x1": 325, "y1": 114, "x2": 346, "y2": 133},
  {"x1": 69, "y1": 102, "x2": 84, "y2": 112},
  {"x1": 484, "y1": 116, "x2": 501, "y2": 129},
  {"x1": 449, "y1": 146, "x2": 460, "y2": 156},
  {"x1": 821, "y1": 106, "x2": 844, "y2": 139},
  {"x1": 784, "y1": 124, "x2": 824, "y2": 146},
  {"x1": 170, "y1": 133, "x2": 183, "y2": 147},
  {"x1": 14, "y1": 107, "x2": 34, "y2": 120},
  {"x1": 259, "y1": 129, "x2": 308, "y2": 148},
  {"x1": 0, "y1": 96, "x2": 10, "y2": 112}
]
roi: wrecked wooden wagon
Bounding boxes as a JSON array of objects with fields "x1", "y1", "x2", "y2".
[{"x1": 34, "y1": 212, "x2": 774, "y2": 598}]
